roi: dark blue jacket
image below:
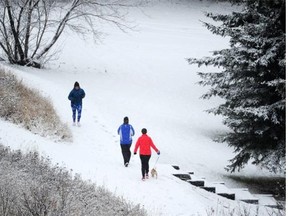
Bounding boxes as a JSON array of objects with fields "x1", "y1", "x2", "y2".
[
  {"x1": 68, "y1": 88, "x2": 85, "y2": 105},
  {"x1": 118, "y1": 124, "x2": 135, "y2": 145}
]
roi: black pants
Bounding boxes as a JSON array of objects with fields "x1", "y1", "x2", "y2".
[
  {"x1": 120, "y1": 144, "x2": 131, "y2": 164},
  {"x1": 140, "y1": 155, "x2": 151, "y2": 178}
]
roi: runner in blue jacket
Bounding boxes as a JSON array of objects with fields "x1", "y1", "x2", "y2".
[
  {"x1": 68, "y1": 81, "x2": 85, "y2": 126},
  {"x1": 117, "y1": 117, "x2": 135, "y2": 167}
]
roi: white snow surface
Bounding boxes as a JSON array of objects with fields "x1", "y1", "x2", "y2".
[{"x1": 0, "y1": 1, "x2": 281, "y2": 215}]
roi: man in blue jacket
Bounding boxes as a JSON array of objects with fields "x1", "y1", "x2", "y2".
[
  {"x1": 117, "y1": 117, "x2": 135, "y2": 167},
  {"x1": 68, "y1": 81, "x2": 85, "y2": 126}
]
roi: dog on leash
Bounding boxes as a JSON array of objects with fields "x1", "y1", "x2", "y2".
[{"x1": 151, "y1": 168, "x2": 158, "y2": 179}]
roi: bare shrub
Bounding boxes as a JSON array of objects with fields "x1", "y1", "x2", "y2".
[
  {"x1": 0, "y1": 68, "x2": 72, "y2": 141},
  {"x1": 0, "y1": 144, "x2": 147, "y2": 216}
]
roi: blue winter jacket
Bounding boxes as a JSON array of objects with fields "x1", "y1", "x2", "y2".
[
  {"x1": 118, "y1": 124, "x2": 135, "y2": 145},
  {"x1": 68, "y1": 88, "x2": 85, "y2": 105}
]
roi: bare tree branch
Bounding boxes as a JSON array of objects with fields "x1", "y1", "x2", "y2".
[{"x1": 0, "y1": 0, "x2": 139, "y2": 68}]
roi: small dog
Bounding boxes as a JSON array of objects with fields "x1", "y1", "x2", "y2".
[{"x1": 151, "y1": 168, "x2": 158, "y2": 179}]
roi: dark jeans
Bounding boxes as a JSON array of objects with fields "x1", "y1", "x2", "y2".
[
  {"x1": 120, "y1": 144, "x2": 131, "y2": 164},
  {"x1": 140, "y1": 155, "x2": 151, "y2": 178},
  {"x1": 71, "y1": 104, "x2": 82, "y2": 122}
]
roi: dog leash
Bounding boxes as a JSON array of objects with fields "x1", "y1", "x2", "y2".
[{"x1": 153, "y1": 155, "x2": 160, "y2": 168}]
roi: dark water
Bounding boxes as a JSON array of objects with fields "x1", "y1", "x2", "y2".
[{"x1": 225, "y1": 175, "x2": 286, "y2": 201}]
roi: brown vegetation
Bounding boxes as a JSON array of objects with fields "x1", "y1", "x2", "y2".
[{"x1": 0, "y1": 68, "x2": 72, "y2": 141}]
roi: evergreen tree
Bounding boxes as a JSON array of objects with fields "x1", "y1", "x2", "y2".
[{"x1": 188, "y1": 0, "x2": 285, "y2": 173}]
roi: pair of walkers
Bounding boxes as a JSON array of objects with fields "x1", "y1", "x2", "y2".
[
  {"x1": 67, "y1": 83, "x2": 160, "y2": 180},
  {"x1": 117, "y1": 117, "x2": 160, "y2": 180}
]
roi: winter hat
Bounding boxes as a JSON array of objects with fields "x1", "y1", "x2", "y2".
[
  {"x1": 124, "y1": 116, "x2": 129, "y2": 124},
  {"x1": 74, "y1": 81, "x2": 80, "y2": 88},
  {"x1": 141, "y1": 128, "x2": 147, "y2": 134}
]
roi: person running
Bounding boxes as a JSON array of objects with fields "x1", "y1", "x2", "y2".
[
  {"x1": 134, "y1": 128, "x2": 160, "y2": 181},
  {"x1": 117, "y1": 117, "x2": 135, "y2": 167},
  {"x1": 68, "y1": 81, "x2": 85, "y2": 126}
]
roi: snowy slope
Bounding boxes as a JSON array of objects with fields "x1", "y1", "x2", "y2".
[{"x1": 0, "y1": 1, "x2": 280, "y2": 215}]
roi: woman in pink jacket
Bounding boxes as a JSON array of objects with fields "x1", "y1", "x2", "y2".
[{"x1": 134, "y1": 128, "x2": 160, "y2": 181}]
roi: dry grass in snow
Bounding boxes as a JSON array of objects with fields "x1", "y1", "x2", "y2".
[{"x1": 0, "y1": 68, "x2": 72, "y2": 141}]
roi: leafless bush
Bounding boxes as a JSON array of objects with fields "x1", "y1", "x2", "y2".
[
  {"x1": 0, "y1": 68, "x2": 72, "y2": 141},
  {"x1": 0, "y1": 144, "x2": 147, "y2": 216}
]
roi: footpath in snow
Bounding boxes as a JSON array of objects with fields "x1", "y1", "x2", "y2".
[{"x1": 0, "y1": 1, "x2": 284, "y2": 215}]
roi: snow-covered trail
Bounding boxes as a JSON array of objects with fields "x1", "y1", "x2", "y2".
[
  {"x1": 0, "y1": 1, "x2": 272, "y2": 215},
  {"x1": 45, "y1": 0, "x2": 236, "y2": 176}
]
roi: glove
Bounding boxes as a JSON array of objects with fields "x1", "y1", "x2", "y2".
[{"x1": 157, "y1": 151, "x2": 160, "y2": 155}]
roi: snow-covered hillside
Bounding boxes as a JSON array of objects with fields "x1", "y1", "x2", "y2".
[{"x1": 0, "y1": 1, "x2": 283, "y2": 215}]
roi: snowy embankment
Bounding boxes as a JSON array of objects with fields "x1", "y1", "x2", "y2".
[{"x1": 0, "y1": 1, "x2": 283, "y2": 215}]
